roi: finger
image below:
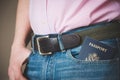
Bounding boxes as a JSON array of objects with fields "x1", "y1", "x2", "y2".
[
  {"x1": 9, "y1": 73, "x2": 15, "y2": 80},
  {"x1": 8, "y1": 68, "x2": 15, "y2": 80},
  {"x1": 20, "y1": 76, "x2": 27, "y2": 80},
  {"x1": 15, "y1": 73, "x2": 27, "y2": 80}
]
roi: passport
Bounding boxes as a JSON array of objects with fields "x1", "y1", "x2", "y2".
[{"x1": 78, "y1": 37, "x2": 116, "y2": 61}]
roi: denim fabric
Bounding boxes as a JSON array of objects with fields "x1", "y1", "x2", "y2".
[{"x1": 24, "y1": 22, "x2": 119, "y2": 80}]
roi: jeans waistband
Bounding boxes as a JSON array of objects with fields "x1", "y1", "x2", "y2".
[{"x1": 31, "y1": 21, "x2": 120, "y2": 54}]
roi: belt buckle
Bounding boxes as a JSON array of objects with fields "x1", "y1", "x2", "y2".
[{"x1": 36, "y1": 36, "x2": 52, "y2": 55}]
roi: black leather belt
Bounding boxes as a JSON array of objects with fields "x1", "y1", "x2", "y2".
[{"x1": 33, "y1": 21, "x2": 120, "y2": 55}]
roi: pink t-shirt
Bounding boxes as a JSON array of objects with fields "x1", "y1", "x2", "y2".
[{"x1": 29, "y1": 0, "x2": 120, "y2": 35}]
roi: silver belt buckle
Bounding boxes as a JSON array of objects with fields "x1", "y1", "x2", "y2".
[{"x1": 36, "y1": 36, "x2": 52, "y2": 55}]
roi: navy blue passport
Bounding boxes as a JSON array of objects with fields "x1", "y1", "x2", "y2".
[{"x1": 78, "y1": 37, "x2": 116, "y2": 61}]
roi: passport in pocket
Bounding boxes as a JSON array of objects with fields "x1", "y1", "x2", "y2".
[{"x1": 78, "y1": 37, "x2": 116, "y2": 61}]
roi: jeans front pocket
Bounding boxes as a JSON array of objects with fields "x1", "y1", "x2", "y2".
[
  {"x1": 62, "y1": 49, "x2": 119, "y2": 80},
  {"x1": 61, "y1": 38, "x2": 120, "y2": 80}
]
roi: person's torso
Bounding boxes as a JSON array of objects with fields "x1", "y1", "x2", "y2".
[{"x1": 29, "y1": 0, "x2": 120, "y2": 34}]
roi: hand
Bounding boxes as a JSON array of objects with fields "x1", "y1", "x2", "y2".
[{"x1": 8, "y1": 46, "x2": 31, "y2": 80}]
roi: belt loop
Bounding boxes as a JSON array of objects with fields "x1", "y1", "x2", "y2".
[
  {"x1": 31, "y1": 34, "x2": 36, "y2": 54},
  {"x1": 57, "y1": 34, "x2": 65, "y2": 51}
]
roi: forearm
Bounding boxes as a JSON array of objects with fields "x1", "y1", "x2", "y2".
[
  {"x1": 12, "y1": 0, "x2": 31, "y2": 48},
  {"x1": 8, "y1": 1, "x2": 32, "y2": 79}
]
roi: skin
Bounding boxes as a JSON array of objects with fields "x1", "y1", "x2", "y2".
[{"x1": 8, "y1": 0, "x2": 32, "y2": 80}]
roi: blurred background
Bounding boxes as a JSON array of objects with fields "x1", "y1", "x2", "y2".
[{"x1": 0, "y1": 0, "x2": 18, "y2": 80}]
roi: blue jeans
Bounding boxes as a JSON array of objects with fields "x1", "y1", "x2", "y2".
[{"x1": 24, "y1": 22, "x2": 119, "y2": 80}]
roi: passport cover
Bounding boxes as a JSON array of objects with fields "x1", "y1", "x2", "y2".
[{"x1": 78, "y1": 37, "x2": 116, "y2": 61}]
